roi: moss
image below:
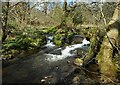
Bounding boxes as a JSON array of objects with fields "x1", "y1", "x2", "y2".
[
  {"x1": 96, "y1": 36, "x2": 118, "y2": 80},
  {"x1": 42, "y1": 27, "x2": 57, "y2": 34},
  {"x1": 84, "y1": 37, "x2": 96, "y2": 63},
  {"x1": 66, "y1": 31, "x2": 74, "y2": 44},
  {"x1": 53, "y1": 28, "x2": 75, "y2": 46},
  {"x1": 84, "y1": 28, "x2": 106, "y2": 64},
  {"x1": 53, "y1": 33, "x2": 65, "y2": 46},
  {"x1": 54, "y1": 40, "x2": 62, "y2": 46},
  {"x1": 96, "y1": 43, "x2": 104, "y2": 64}
]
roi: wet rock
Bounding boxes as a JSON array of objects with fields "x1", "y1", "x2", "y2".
[
  {"x1": 41, "y1": 79, "x2": 45, "y2": 82},
  {"x1": 40, "y1": 75, "x2": 57, "y2": 84},
  {"x1": 53, "y1": 33, "x2": 66, "y2": 46},
  {"x1": 71, "y1": 35, "x2": 84, "y2": 44},
  {"x1": 44, "y1": 75, "x2": 52, "y2": 79},
  {"x1": 73, "y1": 68, "x2": 81, "y2": 74},
  {"x1": 67, "y1": 60, "x2": 71, "y2": 64},
  {"x1": 74, "y1": 58, "x2": 83, "y2": 66},
  {"x1": 61, "y1": 36, "x2": 67, "y2": 45},
  {"x1": 72, "y1": 76, "x2": 80, "y2": 84},
  {"x1": 76, "y1": 48, "x2": 88, "y2": 58},
  {"x1": 49, "y1": 48, "x2": 62, "y2": 55},
  {"x1": 44, "y1": 76, "x2": 48, "y2": 79}
]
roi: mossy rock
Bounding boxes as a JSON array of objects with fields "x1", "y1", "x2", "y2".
[
  {"x1": 53, "y1": 29, "x2": 75, "y2": 46},
  {"x1": 66, "y1": 31, "x2": 74, "y2": 43},
  {"x1": 74, "y1": 58, "x2": 83, "y2": 66},
  {"x1": 53, "y1": 33, "x2": 66, "y2": 46},
  {"x1": 54, "y1": 40, "x2": 62, "y2": 46}
]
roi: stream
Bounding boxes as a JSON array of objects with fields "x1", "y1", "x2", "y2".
[{"x1": 2, "y1": 35, "x2": 94, "y2": 84}]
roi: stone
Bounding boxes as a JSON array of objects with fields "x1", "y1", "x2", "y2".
[
  {"x1": 72, "y1": 76, "x2": 80, "y2": 84},
  {"x1": 71, "y1": 35, "x2": 84, "y2": 44},
  {"x1": 41, "y1": 79, "x2": 45, "y2": 82},
  {"x1": 74, "y1": 58, "x2": 83, "y2": 66}
]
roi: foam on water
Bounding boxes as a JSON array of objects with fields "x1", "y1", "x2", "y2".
[
  {"x1": 45, "y1": 42, "x2": 55, "y2": 47},
  {"x1": 45, "y1": 38, "x2": 90, "y2": 62},
  {"x1": 44, "y1": 36, "x2": 55, "y2": 47}
]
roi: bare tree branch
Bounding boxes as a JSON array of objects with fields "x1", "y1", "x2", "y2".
[
  {"x1": 98, "y1": 1, "x2": 120, "y2": 56},
  {"x1": 9, "y1": 2, "x2": 21, "y2": 9}
]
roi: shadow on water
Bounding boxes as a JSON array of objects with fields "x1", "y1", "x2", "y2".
[{"x1": 2, "y1": 50, "x2": 75, "y2": 83}]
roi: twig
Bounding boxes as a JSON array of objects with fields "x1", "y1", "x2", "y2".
[
  {"x1": 106, "y1": 33, "x2": 120, "y2": 56},
  {"x1": 80, "y1": 66, "x2": 100, "y2": 75},
  {"x1": 84, "y1": 4, "x2": 100, "y2": 22},
  {"x1": 99, "y1": 1, "x2": 120, "y2": 56},
  {"x1": 80, "y1": 66, "x2": 117, "y2": 83},
  {"x1": 9, "y1": 2, "x2": 21, "y2": 9},
  {"x1": 100, "y1": 74, "x2": 117, "y2": 84}
]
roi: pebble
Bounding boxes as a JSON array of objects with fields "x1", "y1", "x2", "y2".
[
  {"x1": 44, "y1": 76, "x2": 48, "y2": 79},
  {"x1": 41, "y1": 79, "x2": 45, "y2": 82},
  {"x1": 67, "y1": 60, "x2": 70, "y2": 64},
  {"x1": 72, "y1": 76, "x2": 80, "y2": 84}
]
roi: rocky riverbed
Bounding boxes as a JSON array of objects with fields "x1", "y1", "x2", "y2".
[{"x1": 2, "y1": 35, "x2": 100, "y2": 84}]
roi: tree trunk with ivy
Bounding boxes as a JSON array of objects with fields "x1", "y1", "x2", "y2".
[
  {"x1": 84, "y1": 1, "x2": 120, "y2": 83},
  {"x1": 97, "y1": 1, "x2": 120, "y2": 82}
]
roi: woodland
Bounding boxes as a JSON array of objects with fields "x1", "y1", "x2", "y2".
[{"x1": 1, "y1": 0, "x2": 120, "y2": 84}]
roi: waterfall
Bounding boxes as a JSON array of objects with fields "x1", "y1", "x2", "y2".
[
  {"x1": 44, "y1": 36, "x2": 55, "y2": 47},
  {"x1": 45, "y1": 38, "x2": 90, "y2": 62}
]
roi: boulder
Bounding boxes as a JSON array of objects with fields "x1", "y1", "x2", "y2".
[
  {"x1": 71, "y1": 35, "x2": 84, "y2": 44},
  {"x1": 74, "y1": 58, "x2": 83, "y2": 66}
]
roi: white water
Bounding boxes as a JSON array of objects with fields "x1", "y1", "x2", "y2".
[
  {"x1": 45, "y1": 41, "x2": 55, "y2": 47},
  {"x1": 44, "y1": 36, "x2": 55, "y2": 47},
  {"x1": 45, "y1": 38, "x2": 90, "y2": 62}
]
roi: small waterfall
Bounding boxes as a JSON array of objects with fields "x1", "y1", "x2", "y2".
[
  {"x1": 45, "y1": 38, "x2": 90, "y2": 62},
  {"x1": 44, "y1": 36, "x2": 55, "y2": 47}
]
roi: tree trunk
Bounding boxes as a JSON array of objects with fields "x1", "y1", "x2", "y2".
[
  {"x1": 83, "y1": 1, "x2": 120, "y2": 83},
  {"x1": 60, "y1": 0, "x2": 67, "y2": 27},
  {"x1": 2, "y1": 2, "x2": 9, "y2": 42},
  {"x1": 44, "y1": 2, "x2": 48, "y2": 15},
  {"x1": 96, "y1": 27, "x2": 119, "y2": 82},
  {"x1": 96, "y1": 1, "x2": 120, "y2": 82}
]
